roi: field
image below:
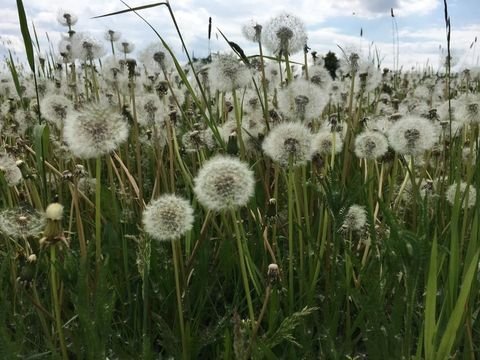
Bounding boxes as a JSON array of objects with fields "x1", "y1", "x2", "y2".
[{"x1": 0, "y1": 1, "x2": 479, "y2": 359}]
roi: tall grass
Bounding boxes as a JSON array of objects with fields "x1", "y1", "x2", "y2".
[{"x1": 0, "y1": 0, "x2": 479, "y2": 359}]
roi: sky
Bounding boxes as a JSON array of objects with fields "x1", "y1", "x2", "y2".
[{"x1": 0, "y1": 0, "x2": 479, "y2": 72}]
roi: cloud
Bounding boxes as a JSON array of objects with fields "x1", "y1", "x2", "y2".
[{"x1": 1, "y1": 0, "x2": 476, "y2": 72}]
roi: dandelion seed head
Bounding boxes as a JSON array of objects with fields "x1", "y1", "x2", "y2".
[
  {"x1": 242, "y1": 20, "x2": 262, "y2": 43},
  {"x1": 56, "y1": 9, "x2": 78, "y2": 27},
  {"x1": 262, "y1": 122, "x2": 312, "y2": 167},
  {"x1": 0, "y1": 153, "x2": 23, "y2": 186},
  {"x1": 342, "y1": 204, "x2": 367, "y2": 232},
  {"x1": 387, "y1": 116, "x2": 438, "y2": 155},
  {"x1": 208, "y1": 53, "x2": 252, "y2": 92},
  {"x1": 445, "y1": 181, "x2": 477, "y2": 209},
  {"x1": 143, "y1": 194, "x2": 194, "y2": 241},
  {"x1": 0, "y1": 208, "x2": 45, "y2": 239},
  {"x1": 63, "y1": 104, "x2": 129, "y2": 159},
  {"x1": 104, "y1": 29, "x2": 121, "y2": 42},
  {"x1": 354, "y1": 130, "x2": 389, "y2": 159},
  {"x1": 40, "y1": 94, "x2": 72, "y2": 130},
  {"x1": 263, "y1": 13, "x2": 307, "y2": 55},
  {"x1": 139, "y1": 42, "x2": 173, "y2": 73},
  {"x1": 117, "y1": 40, "x2": 135, "y2": 54},
  {"x1": 70, "y1": 32, "x2": 106, "y2": 61},
  {"x1": 182, "y1": 129, "x2": 215, "y2": 153},
  {"x1": 311, "y1": 131, "x2": 343, "y2": 156},
  {"x1": 277, "y1": 79, "x2": 328, "y2": 122},
  {"x1": 194, "y1": 156, "x2": 255, "y2": 211}
]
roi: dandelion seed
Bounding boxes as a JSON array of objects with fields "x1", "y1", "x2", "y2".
[
  {"x1": 104, "y1": 29, "x2": 121, "y2": 42},
  {"x1": 117, "y1": 40, "x2": 135, "y2": 55},
  {"x1": 277, "y1": 79, "x2": 328, "y2": 122},
  {"x1": 262, "y1": 12, "x2": 307, "y2": 55},
  {"x1": 208, "y1": 53, "x2": 252, "y2": 92},
  {"x1": 242, "y1": 20, "x2": 263, "y2": 43},
  {"x1": 70, "y1": 32, "x2": 106, "y2": 61},
  {"x1": 262, "y1": 122, "x2": 313, "y2": 167},
  {"x1": 194, "y1": 156, "x2": 255, "y2": 211},
  {"x1": 0, "y1": 208, "x2": 45, "y2": 239},
  {"x1": 182, "y1": 129, "x2": 215, "y2": 153},
  {"x1": 445, "y1": 181, "x2": 477, "y2": 209},
  {"x1": 0, "y1": 152, "x2": 23, "y2": 186},
  {"x1": 40, "y1": 94, "x2": 72, "y2": 130},
  {"x1": 143, "y1": 194, "x2": 194, "y2": 241},
  {"x1": 387, "y1": 116, "x2": 438, "y2": 155},
  {"x1": 311, "y1": 131, "x2": 343, "y2": 156},
  {"x1": 342, "y1": 205, "x2": 367, "y2": 232},
  {"x1": 139, "y1": 42, "x2": 173, "y2": 73},
  {"x1": 63, "y1": 104, "x2": 129, "y2": 159},
  {"x1": 354, "y1": 130, "x2": 389, "y2": 159},
  {"x1": 56, "y1": 9, "x2": 78, "y2": 27}
]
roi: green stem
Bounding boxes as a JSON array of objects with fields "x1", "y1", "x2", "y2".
[
  {"x1": 230, "y1": 209, "x2": 255, "y2": 323},
  {"x1": 172, "y1": 239, "x2": 188, "y2": 360},
  {"x1": 142, "y1": 237, "x2": 151, "y2": 360},
  {"x1": 287, "y1": 163, "x2": 295, "y2": 313},
  {"x1": 95, "y1": 156, "x2": 102, "y2": 274},
  {"x1": 50, "y1": 246, "x2": 68, "y2": 360}
]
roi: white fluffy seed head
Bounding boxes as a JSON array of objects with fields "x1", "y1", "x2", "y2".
[
  {"x1": 387, "y1": 116, "x2": 438, "y2": 156},
  {"x1": 262, "y1": 12, "x2": 307, "y2": 55},
  {"x1": 354, "y1": 130, "x2": 389, "y2": 159},
  {"x1": 342, "y1": 204, "x2": 367, "y2": 231},
  {"x1": 142, "y1": 194, "x2": 194, "y2": 241},
  {"x1": 0, "y1": 153, "x2": 23, "y2": 187},
  {"x1": 445, "y1": 181, "x2": 477, "y2": 209},
  {"x1": 63, "y1": 104, "x2": 129, "y2": 159},
  {"x1": 277, "y1": 79, "x2": 328, "y2": 122},
  {"x1": 262, "y1": 122, "x2": 313, "y2": 167},
  {"x1": 45, "y1": 203, "x2": 64, "y2": 221},
  {"x1": 194, "y1": 155, "x2": 255, "y2": 211},
  {"x1": 311, "y1": 131, "x2": 343, "y2": 156},
  {"x1": 208, "y1": 53, "x2": 252, "y2": 92},
  {"x1": 40, "y1": 94, "x2": 72, "y2": 130}
]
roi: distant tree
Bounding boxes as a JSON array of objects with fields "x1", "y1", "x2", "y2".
[{"x1": 324, "y1": 51, "x2": 339, "y2": 79}]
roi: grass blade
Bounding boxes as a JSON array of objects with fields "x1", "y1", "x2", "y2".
[
  {"x1": 436, "y1": 250, "x2": 480, "y2": 359},
  {"x1": 92, "y1": 2, "x2": 168, "y2": 18},
  {"x1": 16, "y1": 0, "x2": 35, "y2": 73}
]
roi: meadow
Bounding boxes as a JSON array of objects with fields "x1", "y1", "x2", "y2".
[{"x1": 0, "y1": 1, "x2": 479, "y2": 359}]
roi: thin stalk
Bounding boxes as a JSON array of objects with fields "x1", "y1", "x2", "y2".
[
  {"x1": 287, "y1": 162, "x2": 295, "y2": 313},
  {"x1": 95, "y1": 156, "x2": 102, "y2": 274},
  {"x1": 230, "y1": 208, "x2": 255, "y2": 323},
  {"x1": 50, "y1": 246, "x2": 68, "y2": 360},
  {"x1": 172, "y1": 239, "x2": 188, "y2": 360},
  {"x1": 142, "y1": 237, "x2": 151, "y2": 360}
]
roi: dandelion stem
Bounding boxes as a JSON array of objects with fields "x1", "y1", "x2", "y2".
[
  {"x1": 95, "y1": 156, "x2": 102, "y2": 274},
  {"x1": 230, "y1": 208, "x2": 255, "y2": 323},
  {"x1": 50, "y1": 246, "x2": 68, "y2": 360},
  {"x1": 172, "y1": 239, "x2": 188, "y2": 360}
]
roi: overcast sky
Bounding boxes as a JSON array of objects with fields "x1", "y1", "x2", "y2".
[{"x1": 1, "y1": 0, "x2": 479, "y2": 72}]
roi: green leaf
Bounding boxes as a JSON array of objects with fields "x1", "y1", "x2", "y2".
[
  {"x1": 16, "y1": 0, "x2": 35, "y2": 73},
  {"x1": 6, "y1": 51, "x2": 23, "y2": 100},
  {"x1": 33, "y1": 123, "x2": 49, "y2": 204}
]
